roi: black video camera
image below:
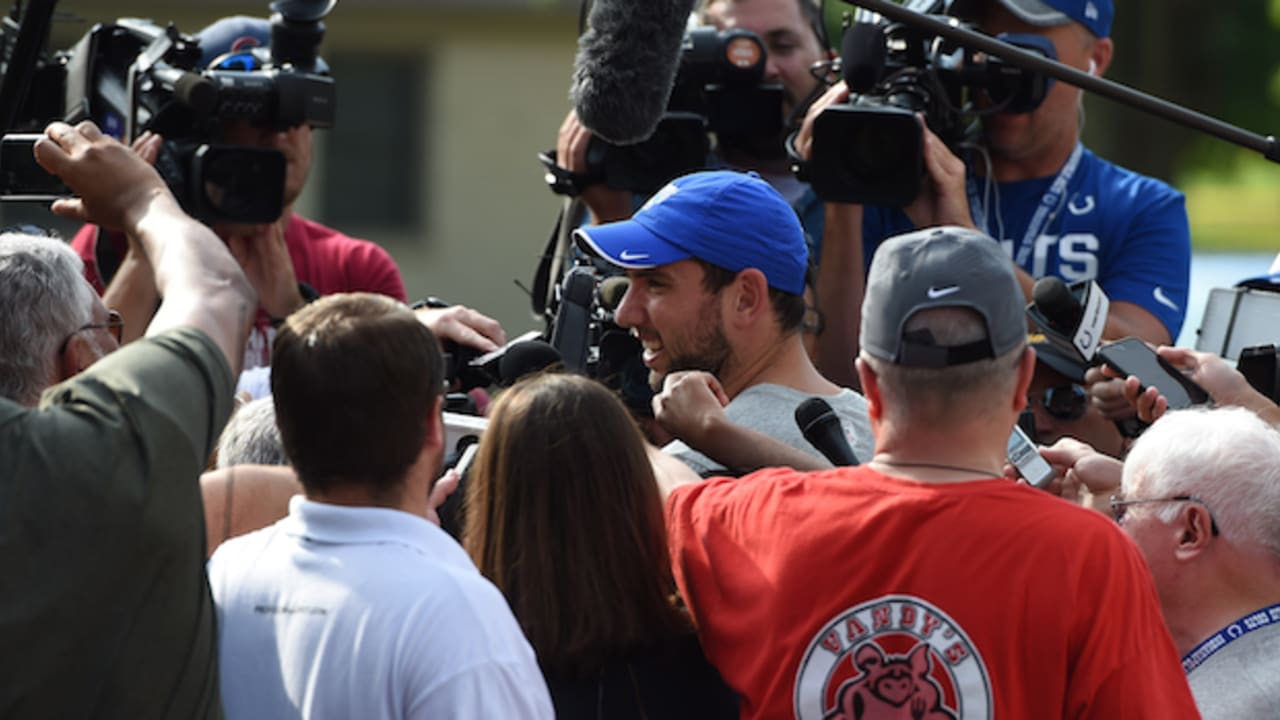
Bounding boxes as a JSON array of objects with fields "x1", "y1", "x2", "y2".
[
  {"x1": 0, "y1": 0, "x2": 337, "y2": 223},
  {"x1": 804, "y1": 1, "x2": 1055, "y2": 206},
  {"x1": 544, "y1": 26, "x2": 783, "y2": 197}
]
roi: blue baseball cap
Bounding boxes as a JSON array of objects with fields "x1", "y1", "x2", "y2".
[
  {"x1": 956, "y1": 0, "x2": 1112, "y2": 38},
  {"x1": 573, "y1": 170, "x2": 808, "y2": 295}
]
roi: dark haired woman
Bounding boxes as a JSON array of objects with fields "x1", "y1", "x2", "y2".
[{"x1": 464, "y1": 373, "x2": 737, "y2": 719}]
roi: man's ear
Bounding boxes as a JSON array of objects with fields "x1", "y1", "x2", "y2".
[
  {"x1": 855, "y1": 356, "x2": 883, "y2": 422},
  {"x1": 425, "y1": 394, "x2": 445, "y2": 454},
  {"x1": 1012, "y1": 346, "x2": 1036, "y2": 415},
  {"x1": 1174, "y1": 503, "x2": 1216, "y2": 560},
  {"x1": 1089, "y1": 37, "x2": 1114, "y2": 77},
  {"x1": 726, "y1": 268, "x2": 770, "y2": 326}
]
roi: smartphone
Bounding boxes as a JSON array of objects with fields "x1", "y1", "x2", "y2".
[
  {"x1": 1097, "y1": 337, "x2": 1210, "y2": 409},
  {"x1": 452, "y1": 442, "x2": 479, "y2": 479},
  {"x1": 1237, "y1": 344, "x2": 1279, "y2": 402},
  {"x1": 1008, "y1": 425, "x2": 1055, "y2": 488},
  {"x1": 0, "y1": 134, "x2": 71, "y2": 200}
]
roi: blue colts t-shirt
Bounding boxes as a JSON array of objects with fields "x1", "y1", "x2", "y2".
[{"x1": 858, "y1": 146, "x2": 1191, "y2": 340}]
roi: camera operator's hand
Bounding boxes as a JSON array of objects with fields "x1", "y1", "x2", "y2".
[
  {"x1": 557, "y1": 110, "x2": 633, "y2": 223},
  {"x1": 794, "y1": 81, "x2": 850, "y2": 163},
  {"x1": 415, "y1": 305, "x2": 507, "y2": 354},
  {"x1": 221, "y1": 221, "x2": 305, "y2": 322},
  {"x1": 35, "y1": 121, "x2": 174, "y2": 230},
  {"x1": 653, "y1": 370, "x2": 731, "y2": 446},
  {"x1": 904, "y1": 120, "x2": 975, "y2": 231}
]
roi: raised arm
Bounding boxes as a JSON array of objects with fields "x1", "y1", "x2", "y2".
[{"x1": 35, "y1": 121, "x2": 256, "y2": 375}]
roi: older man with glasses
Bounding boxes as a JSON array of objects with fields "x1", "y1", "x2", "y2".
[
  {"x1": 0, "y1": 232, "x2": 124, "y2": 405},
  {"x1": 1117, "y1": 406, "x2": 1280, "y2": 718}
]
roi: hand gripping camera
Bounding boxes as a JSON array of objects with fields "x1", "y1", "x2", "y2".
[{"x1": 803, "y1": 0, "x2": 1055, "y2": 207}]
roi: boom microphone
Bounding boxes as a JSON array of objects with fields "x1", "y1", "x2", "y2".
[
  {"x1": 570, "y1": 0, "x2": 697, "y2": 145},
  {"x1": 795, "y1": 397, "x2": 860, "y2": 467}
]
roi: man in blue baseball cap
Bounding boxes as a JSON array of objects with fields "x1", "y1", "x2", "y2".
[
  {"x1": 806, "y1": 0, "x2": 1191, "y2": 396},
  {"x1": 577, "y1": 169, "x2": 873, "y2": 476}
]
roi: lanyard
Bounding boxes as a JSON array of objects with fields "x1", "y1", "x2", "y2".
[
  {"x1": 1181, "y1": 602, "x2": 1280, "y2": 674},
  {"x1": 967, "y1": 142, "x2": 1084, "y2": 268}
]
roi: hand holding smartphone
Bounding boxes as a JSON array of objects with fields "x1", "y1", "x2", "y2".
[
  {"x1": 1008, "y1": 425, "x2": 1056, "y2": 488},
  {"x1": 1096, "y1": 338, "x2": 1209, "y2": 410}
]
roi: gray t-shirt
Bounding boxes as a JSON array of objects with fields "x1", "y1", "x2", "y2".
[
  {"x1": 1188, "y1": 616, "x2": 1280, "y2": 719},
  {"x1": 664, "y1": 383, "x2": 873, "y2": 476}
]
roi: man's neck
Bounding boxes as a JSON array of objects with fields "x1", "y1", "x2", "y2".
[
  {"x1": 1165, "y1": 556, "x2": 1280, "y2": 658},
  {"x1": 870, "y1": 419, "x2": 1010, "y2": 482},
  {"x1": 720, "y1": 334, "x2": 839, "y2": 400},
  {"x1": 989, "y1": 133, "x2": 1080, "y2": 183}
]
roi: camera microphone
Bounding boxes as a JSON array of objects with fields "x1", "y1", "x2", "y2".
[
  {"x1": 840, "y1": 22, "x2": 887, "y2": 94},
  {"x1": 497, "y1": 340, "x2": 564, "y2": 387},
  {"x1": 795, "y1": 397, "x2": 860, "y2": 467},
  {"x1": 570, "y1": 0, "x2": 696, "y2": 145},
  {"x1": 598, "y1": 275, "x2": 630, "y2": 312},
  {"x1": 1026, "y1": 277, "x2": 1109, "y2": 363},
  {"x1": 549, "y1": 266, "x2": 596, "y2": 372}
]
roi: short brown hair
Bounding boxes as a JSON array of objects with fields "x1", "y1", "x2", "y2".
[
  {"x1": 463, "y1": 373, "x2": 691, "y2": 678},
  {"x1": 271, "y1": 293, "x2": 444, "y2": 498},
  {"x1": 695, "y1": 258, "x2": 806, "y2": 334}
]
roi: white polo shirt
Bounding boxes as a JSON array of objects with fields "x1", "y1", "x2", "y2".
[{"x1": 208, "y1": 496, "x2": 553, "y2": 719}]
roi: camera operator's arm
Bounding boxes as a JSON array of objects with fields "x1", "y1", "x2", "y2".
[
  {"x1": 557, "y1": 110, "x2": 633, "y2": 224},
  {"x1": 36, "y1": 121, "x2": 256, "y2": 375},
  {"x1": 796, "y1": 83, "x2": 866, "y2": 389},
  {"x1": 654, "y1": 371, "x2": 832, "y2": 474},
  {"x1": 903, "y1": 122, "x2": 976, "y2": 231},
  {"x1": 100, "y1": 132, "x2": 165, "y2": 344},
  {"x1": 223, "y1": 222, "x2": 306, "y2": 323},
  {"x1": 414, "y1": 304, "x2": 507, "y2": 354}
]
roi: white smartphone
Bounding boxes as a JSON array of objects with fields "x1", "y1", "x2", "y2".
[{"x1": 1007, "y1": 426, "x2": 1055, "y2": 488}]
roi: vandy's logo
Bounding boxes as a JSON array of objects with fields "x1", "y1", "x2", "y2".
[{"x1": 793, "y1": 595, "x2": 991, "y2": 720}]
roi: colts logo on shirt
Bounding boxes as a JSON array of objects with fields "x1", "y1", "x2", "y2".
[{"x1": 793, "y1": 595, "x2": 992, "y2": 720}]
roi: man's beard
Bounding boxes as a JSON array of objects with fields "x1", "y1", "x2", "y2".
[{"x1": 648, "y1": 319, "x2": 733, "y2": 392}]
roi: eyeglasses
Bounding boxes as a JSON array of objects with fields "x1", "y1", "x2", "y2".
[
  {"x1": 1109, "y1": 494, "x2": 1221, "y2": 536},
  {"x1": 59, "y1": 309, "x2": 124, "y2": 353},
  {"x1": 1030, "y1": 383, "x2": 1088, "y2": 422}
]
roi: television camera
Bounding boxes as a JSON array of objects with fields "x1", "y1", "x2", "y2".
[
  {"x1": 543, "y1": 25, "x2": 783, "y2": 198},
  {"x1": 0, "y1": 0, "x2": 337, "y2": 222},
  {"x1": 801, "y1": 0, "x2": 1056, "y2": 207}
]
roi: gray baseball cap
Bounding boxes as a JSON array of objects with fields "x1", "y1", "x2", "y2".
[{"x1": 861, "y1": 226, "x2": 1025, "y2": 367}]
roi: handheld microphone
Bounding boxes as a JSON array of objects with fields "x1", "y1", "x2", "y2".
[
  {"x1": 795, "y1": 397, "x2": 860, "y2": 467},
  {"x1": 497, "y1": 340, "x2": 564, "y2": 386},
  {"x1": 570, "y1": 0, "x2": 697, "y2": 145},
  {"x1": 549, "y1": 266, "x2": 596, "y2": 372},
  {"x1": 1026, "y1": 277, "x2": 1109, "y2": 363}
]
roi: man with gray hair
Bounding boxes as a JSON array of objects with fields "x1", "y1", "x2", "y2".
[
  {"x1": 0, "y1": 120, "x2": 255, "y2": 716},
  {"x1": 1118, "y1": 406, "x2": 1280, "y2": 718},
  {"x1": 0, "y1": 233, "x2": 120, "y2": 405},
  {"x1": 659, "y1": 226, "x2": 1197, "y2": 718}
]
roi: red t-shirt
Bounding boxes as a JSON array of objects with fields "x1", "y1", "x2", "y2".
[
  {"x1": 70, "y1": 214, "x2": 406, "y2": 368},
  {"x1": 666, "y1": 467, "x2": 1201, "y2": 720}
]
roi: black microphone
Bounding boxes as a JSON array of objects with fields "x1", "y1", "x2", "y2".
[
  {"x1": 1026, "y1": 276, "x2": 1109, "y2": 364},
  {"x1": 497, "y1": 340, "x2": 563, "y2": 387},
  {"x1": 841, "y1": 22, "x2": 887, "y2": 94},
  {"x1": 795, "y1": 397, "x2": 859, "y2": 466},
  {"x1": 598, "y1": 275, "x2": 630, "y2": 312},
  {"x1": 549, "y1": 266, "x2": 595, "y2": 372},
  {"x1": 570, "y1": 0, "x2": 696, "y2": 145}
]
